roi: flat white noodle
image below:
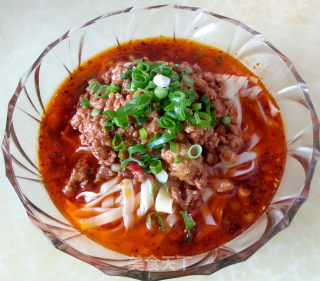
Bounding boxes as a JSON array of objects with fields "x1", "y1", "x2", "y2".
[
  {"x1": 232, "y1": 160, "x2": 256, "y2": 177},
  {"x1": 155, "y1": 186, "x2": 173, "y2": 214},
  {"x1": 200, "y1": 205, "x2": 216, "y2": 226},
  {"x1": 77, "y1": 178, "x2": 119, "y2": 205},
  {"x1": 101, "y1": 196, "x2": 114, "y2": 208},
  {"x1": 248, "y1": 134, "x2": 260, "y2": 151},
  {"x1": 221, "y1": 74, "x2": 248, "y2": 99},
  {"x1": 134, "y1": 192, "x2": 141, "y2": 209},
  {"x1": 76, "y1": 191, "x2": 99, "y2": 203},
  {"x1": 121, "y1": 179, "x2": 134, "y2": 229},
  {"x1": 137, "y1": 179, "x2": 154, "y2": 216},
  {"x1": 239, "y1": 86, "x2": 262, "y2": 99},
  {"x1": 212, "y1": 151, "x2": 257, "y2": 172},
  {"x1": 79, "y1": 207, "x2": 122, "y2": 228},
  {"x1": 86, "y1": 184, "x2": 121, "y2": 207},
  {"x1": 231, "y1": 94, "x2": 242, "y2": 127},
  {"x1": 155, "y1": 169, "x2": 168, "y2": 183},
  {"x1": 166, "y1": 212, "x2": 179, "y2": 227},
  {"x1": 100, "y1": 177, "x2": 118, "y2": 193},
  {"x1": 75, "y1": 207, "x2": 111, "y2": 215}
]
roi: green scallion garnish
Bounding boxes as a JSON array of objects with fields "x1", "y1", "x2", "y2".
[
  {"x1": 112, "y1": 133, "x2": 124, "y2": 152},
  {"x1": 147, "y1": 212, "x2": 165, "y2": 231},
  {"x1": 139, "y1": 128, "x2": 148, "y2": 140},
  {"x1": 187, "y1": 144, "x2": 202, "y2": 160},
  {"x1": 150, "y1": 159, "x2": 162, "y2": 174},
  {"x1": 91, "y1": 108, "x2": 101, "y2": 116},
  {"x1": 221, "y1": 115, "x2": 231, "y2": 126},
  {"x1": 80, "y1": 97, "x2": 90, "y2": 108}
]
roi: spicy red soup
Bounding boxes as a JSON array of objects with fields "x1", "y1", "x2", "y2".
[{"x1": 38, "y1": 37, "x2": 286, "y2": 258}]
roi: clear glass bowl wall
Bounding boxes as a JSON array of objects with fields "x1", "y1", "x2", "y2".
[{"x1": 2, "y1": 4, "x2": 319, "y2": 281}]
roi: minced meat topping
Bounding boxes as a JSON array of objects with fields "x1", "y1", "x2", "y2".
[{"x1": 68, "y1": 58, "x2": 244, "y2": 211}]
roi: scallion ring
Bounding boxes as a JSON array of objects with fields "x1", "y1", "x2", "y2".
[
  {"x1": 112, "y1": 133, "x2": 124, "y2": 151},
  {"x1": 151, "y1": 182, "x2": 169, "y2": 196},
  {"x1": 147, "y1": 212, "x2": 165, "y2": 231},
  {"x1": 181, "y1": 74, "x2": 194, "y2": 87},
  {"x1": 150, "y1": 159, "x2": 162, "y2": 174},
  {"x1": 187, "y1": 144, "x2": 202, "y2": 160},
  {"x1": 95, "y1": 85, "x2": 110, "y2": 98},
  {"x1": 154, "y1": 86, "x2": 168, "y2": 100},
  {"x1": 139, "y1": 128, "x2": 148, "y2": 140},
  {"x1": 221, "y1": 115, "x2": 231, "y2": 126},
  {"x1": 91, "y1": 108, "x2": 101, "y2": 116},
  {"x1": 80, "y1": 97, "x2": 90, "y2": 108}
]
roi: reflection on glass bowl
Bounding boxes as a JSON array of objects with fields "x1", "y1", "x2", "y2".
[{"x1": 2, "y1": 4, "x2": 319, "y2": 280}]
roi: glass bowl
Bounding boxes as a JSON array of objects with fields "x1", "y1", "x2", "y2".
[{"x1": 2, "y1": 4, "x2": 320, "y2": 280}]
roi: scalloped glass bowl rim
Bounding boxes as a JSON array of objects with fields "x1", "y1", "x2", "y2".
[{"x1": 2, "y1": 4, "x2": 320, "y2": 280}]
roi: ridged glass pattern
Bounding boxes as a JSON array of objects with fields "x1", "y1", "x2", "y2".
[{"x1": 2, "y1": 4, "x2": 319, "y2": 280}]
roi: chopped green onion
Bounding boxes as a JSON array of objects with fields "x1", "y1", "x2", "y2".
[
  {"x1": 221, "y1": 115, "x2": 231, "y2": 126},
  {"x1": 120, "y1": 70, "x2": 132, "y2": 79},
  {"x1": 159, "y1": 64, "x2": 173, "y2": 77},
  {"x1": 111, "y1": 163, "x2": 121, "y2": 172},
  {"x1": 150, "y1": 160, "x2": 162, "y2": 174},
  {"x1": 152, "y1": 182, "x2": 169, "y2": 196},
  {"x1": 139, "y1": 154, "x2": 151, "y2": 167},
  {"x1": 136, "y1": 117, "x2": 147, "y2": 125},
  {"x1": 182, "y1": 67, "x2": 193, "y2": 75},
  {"x1": 126, "y1": 82, "x2": 131, "y2": 89},
  {"x1": 174, "y1": 155, "x2": 182, "y2": 164},
  {"x1": 169, "y1": 141, "x2": 177, "y2": 153},
  {"x1": 171, "y1": 72, "x2": 180, "y2": 82},
  {"x1": 180, "y1": 210, "x2": 196, "y2": 241},
  {"x1": 180, "y1": 210, "x2": 195, "y2": 231},
  {"x1": 191, "y1": 103, "x2": 202, "y2": 111},
  {"x1": 119, "y1": 149, "x2": 128, "y2": 161},
  {"x1": 159, "y1": 115, "x2": 176, "y2": 130},
  {"x1": 181, "y1": 74, "x2": 194, "y2": 87},
  {"x1": 146, "y1": 130, "x2": 176, "y2": 149},
  {"x1": 145, "y1": 81, "x2": 157, "y2": 90},
  {"x1": 147, "y1": 212, "x2": 165, "y2": 231},
  {"x1": 127, "y1": 144, "x2": 145, "y2": 157},
  {"x1": 137, "y1": 62, "x2": 151, "y2": 73},
  {"x1": 89, "y1": 81, "x2": 101, "y2": 92},
  {"x1": 95, "y1": 85, "x2": 110, "y2": 98},
  {"x1": 184, "y1": 90, "x2": 196, "y2": 102},
  {"x1": 121, "y1": 158, "x2": 143, "y2": 170},
  {"x1": 131, "y1": 69, "x2": 150, "y2": 90},
  {"x1": 80, "y1": 97, "x2": 90, "y2": 108},
  {"x1": 108, "y1": 83, "x2": 121, "y2": 93},
  {"x1": 102, "y1": 120, "x2": 114, "y2": 132},
  {"x1": 169, "y1": 91, "x2": 185, "y2": 103},
  {"x1": 169, "y1": 81, "x2": 180, "y2": 90},
  {"x1": 187, "y1": 144, "x2": 202, "y2": 160},
  {"x1": 112, "y1": 133, "x2": 124, "y2": 151},
  {"x1": 154, "y1": 86, "x2": 168, "y2": 99},
  {"x1": 91, "y1": 108, "x2": 101, "y2": 116},
  {"x1": 139, "y1": 128, "x2": 148, "y2": 140},
  {"x1": 200, "y1": 96, "x2": 210, "y2": 104}
]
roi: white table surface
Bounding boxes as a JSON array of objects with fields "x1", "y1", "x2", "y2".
[{"x1": 1, "y1": 0, "x2": 319, "y2": 280}]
